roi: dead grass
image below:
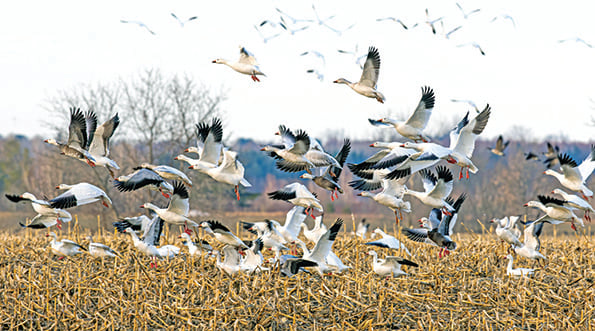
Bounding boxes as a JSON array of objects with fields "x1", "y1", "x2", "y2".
[{"x1": 0, "y1": 223, "x2": 593, "y2": 330}]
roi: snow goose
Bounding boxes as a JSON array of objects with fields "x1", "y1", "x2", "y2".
[
  {"x1": 455, "y1": 3, "x2": 480, "y2": 19},
  {"x1": 6, "y1": 193, "x2": 72, "y2": 229},
  {"x1": 299, "y1": 138, "x2": 351, "y2": 200},
  {"x1": 348, "y1": 143, "x2": 419, "y2": 180},
  {"x1": 181, "y1": 117, "x2": 224, "y2": 169},
  {"x1": 50, "y1": 183, "x2": 112, "y2": 209},
  {"x1": 268, "y1": 183, "x2": 323, "y2": 218},
  {"x1": 402, "y1": 194, "x2": 466, "y2": 257},
  {"x1": 112, "y1": 214, "x2": 153, "y2": 234},
  {"x1": 212, "y1": 46, "x2": 266, "y2": 82},
  {"x1": 504, "y1": 254, "x2": 534, "y2": 277},
  {"x1": 200, "y1": 220, "x2": 248, "y2": 249},
  {"x1": 87, "y1": 236, "x2": 119, "y2": 258},
  {"x1": 551, "y1": 188, "x2": 594, "y2": 221},
  {"x1": 544, "y1": 145, "x2": 595, "y2": 200},
  {"x1": 512, "y1": 220, "x2": 546, "y2": 261},
  {"x1": 366, "y1": 250, "x2": 418, "y2": 277},
  {"x1": 300, "y1": 214, "x2": 327, "y2": 244},
  {"x1": 488, "y1": 135, "x2": 509, "y2": 156},
  {"x1": 334, "y1": 46, "x2": 384, "y2": 103},
  {"x1": 402, "y1": 209, "x2": 442, "y2": 246},
  {"x1": 114, "y1": 168, "x2": 174, "y2": 198},
  {"x1": 240, "y1": 239, "x2": 269, "y2": 273},
  {"x1": 135, "y1": 163, "x2": 192, "y2": 187},
  {"x1": 85, "y1": 111, "x2": 120, "y2": 178},
  {"x1": 262, "y1": 127, "x2": 312, "y2": 171},
  {"x1": 189, "y1": 149, "x2": 251, "y2": 200},
  {"x1": 490, "y1": 216, "x2": 522, "y2": 247},
  {"x1": 178, "y1": 232, "x2": 212, "y2": 256},
  {"x1": 524, "y1": 195, "x2": 584, "y2": 230},
  {"x1": 140, "y1": 181, "x2": 198, "y2": 230},
  {"x1": 403, "y1": 166, "x2": 455, "y2": 214},
  {"x1": 280, "y1": 258, "x2": 318, "y2": 277},
  {"x1": 240, "y1": 220, "x2": 288, "y2": 253},
  {"x1": 366, "y1": 228, "x2": 411, "y2": 255},
  {"x1": 301, "y1": 218, "x2": 344, "y2": 275},
  {"x1": 121, "y1": 216, "x2": 179, "y2": 268},
  {"x1": 543, "y1": 142, "x2": 560, "y2": 169},
  {"x1": 46, "y1": 232, "x2": 86, "y2": 259},
  {"x1": 214, "y1": 245, "x2": 242, "y2": 275},
  {"x1": 448, "y1": 105, "x2": 491, "y2": 179},
  {"x1": 295, "y1": 237, "x2": 350, "y2": 273},
  {"x1": 44, "y1": 107, "x2": 95, "y2": 166},
  {"x1": 355, "y1": 177, "x2": 411, "y2": 224},
  {"x1": 369, "y1": 86, "x2": 435, "y2": 141},
  {"x1": 355, "y1": 218, "x2": 370, "y2": 239}
]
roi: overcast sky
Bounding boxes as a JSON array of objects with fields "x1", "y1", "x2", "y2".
[{"x1": 1, "y1": 0, "x2": 594, "y2": 143}]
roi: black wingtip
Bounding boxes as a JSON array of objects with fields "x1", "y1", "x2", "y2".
[
  {"x1": 172, "y1": 181, "x2": 189, "y2": 199},
  {"x1": 327, "y1": 218, "x2": 343, "y2": 241},
  {"x1": 385, "y1": 168, "x2": 411, "y2": 180},
  {"x1": 420, "y1": 86, "x2": 435, "y2": 109}
]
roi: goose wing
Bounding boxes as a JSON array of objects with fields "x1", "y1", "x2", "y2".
[
  {"x1": 451, "y1": 105, "x2": 491, "y2": 157},
  {"x1": 308, "y1": 218, "x2": 343, "y2": 262},
  {"x1": 404, "y1": 86, "x2": 435, "y2": 129},
  {"x1": 358, "y1": 46, "x2": 380, "y2": 88},
  {"x1": 239, "y1": 47, "x2": 258, "y2": 65},
  {"x1": 88, "y1": 113, "x2": 120, "y2": 157},
  {"x1": 114, "y1": 168, "x2": 165, "y2": 192},
  {"x1": 167, "y1": 181, "x2": 189, "y2": 216},
  {"x1": 66, "y1": 108, "x2": 88, "y2": 150}
]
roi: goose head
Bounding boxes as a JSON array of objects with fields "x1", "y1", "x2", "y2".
[
  {"x1": 212, "y1": 58, "x2": 226, "y2": 64},
  {"x1": 46, "y1": 232, "x2": 58, "y2": 240},
  {"x1": 184, "y1": 147, "x2": 199, "y2": 154},
  {"x1": 357, "y1": 192, "x2": 374, "y2": 198},
  {"x1": 299, "y1": 173, "x2": 315, "y2": 180},
  {"x1": 55, "y1": 184, "x2": 72, "y2": 190},
  {"x1": 20, "y1": 192, "x2": 37, "y2": 201},
  {"x1": 44, "y1": 138, "x2": 59, "y2": 146},
  {"x1": 333, "y1": 78, "x2": 351, "y2": 85}
]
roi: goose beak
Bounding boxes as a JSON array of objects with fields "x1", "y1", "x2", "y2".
[
  {"x1": 188, "y1": 166, "x2": 193, "y2": 169},
  {"x1": 43, "y1": 139, "x2": 49, "y2": 143},
  {"x1": 260, "y1": 147, "x2": 266, "y2": 151},
  {"x1": 274, "y1": 131, "x2": 280, "y2": 135},
  {"x1": 211, "y1": 60, "x2": 217, "y2": 63},
  {"x1": 523, "y1": 203, "x2": 528, "y2": 207},
  {"x1": 174, "y1": 156, "x2": 179, "y2": 160},
  {"x1": 357, "y1": 192, "x2": 363, "y2": 196},
  {"x1": 55, "y1": 186, "x2": 59, "y2": 189},
  {"x1": 139, "y1": 205, "x2": 145, "y2": 208},
  {"x1": 400, "y1": 144, "x2": 406, "y2": 147},
  {"x1": 369, "y1": 144, "x2": 374, "y2": 147}
]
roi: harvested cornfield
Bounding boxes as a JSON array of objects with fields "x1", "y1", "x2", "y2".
[{"x1": 0, "y1": 226, "x2": 593, "y2": 330}]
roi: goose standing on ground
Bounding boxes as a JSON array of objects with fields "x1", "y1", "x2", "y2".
[
  {"x1": 46, "y1": 232, "x2": 86, "y2": 259},
  {"x1": 334, "y1": 46, "x2": 385, "y2": 103},
  {"x1": 50, "y1": 183, "x2": 112, "y2": 209},
  {"x1": 84, "y1": 111, "x2": 120, "y2": 178},
  {"x1": 5, "y1": 193, "x2": 72, "y2": 229},
  {"x1": 448, "y1": 105, "x2": 491, "y2": 179},
  {"x1": 240, "y1": 239, "x2": 269, "y2": 273},
  {"x1": 212, "y1": 46, "x2": 266, "y2": 82},
  {"x1": 44, "y1": 107, "x2": 95, "y2": 166},
  {"x1": 524, "y1": 195, "x2": 584, "y2": 230},
  {"x1": 504, "y1": 254, "x2": 534, "y2": 277},
  {"x1": 488, "y1": 135, "x2": 509, "y2": 156},
  {"x1": 301, "y1": 214, "x2": 327, "y2": 244},
  {"x1": 87, "y1": 236, "x2": 119, "y2": 258},
  {"x1": 365, "y1": 228, "x2": 411, "y2": 255},
  {"x1": 135, "y1": 163, "x2": 192, "y2": 187},
  {"x1": 299, "y1": 138, "x2": 351, "y2": 201},
  {"x1": 268, "y1": 183, "x2": 323, "y2": 218},
  {"x1": 369, "y1": 86, "x2": 435, "y2": 141},
  {"x1": 140, "y1": 181, "x2": 198, "y2": 231},
  {"x1": 551, "y1": 188, "x2": 594, "y2": 221},
  {"x1": 114, "y1": 168, "x2": 173, "y2": 198},
  {"x1": 355, "y1": 177, "x2": 411, "y2": 224},
  {"x1": 544, "y1": 145, "x2": 595, "y2": 200},
  {"x1": 200, "y1": 220, "x2": 248, "y2": 249},
  {"x1": 490, "y1": 216, "x2": 522, "y2": 247},
  {"x1": 355, "y1": 218, "x2": 370, "y2": 239},
  {"x1": 403, "y1": 166, "x2": 455, "y2": 215},
  {"x1": 511, "y1": 220, "x2": 546, "y2": 261},
  {"x1": 366, "y1": 250, "x2": 418, "y2": 277}
]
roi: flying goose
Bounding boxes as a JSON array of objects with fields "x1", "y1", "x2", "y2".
[
  {"x1": 6, "y1": 193, "x2": 72, "y2": 229},
  {"x1": 299, "y1": 138, "x2": 351, "y2": 200},
  {"x1": 300, "y1": 214, "x2": 327, "y2": 244},
  {"x1": 490, "y1": 216, "x2": 522, "y2": 247},
  {"x1": 112, "y1": 214, "x2": 153, "y2": 234},
  {"x1": 114, "y1": 168, "x2": 174, "y2": 198},
  {"x1": 44, "y1": 107, "x2": 95, "y2": 166},
  {"x1": 355, "y1": 177, "x2": 411, "y2": 224},
  {"x1": 140, "y1": 181, "x2": 198, "y2": 230},
  {"x1": 355, "y1": 218, "x2": 370, "y2": 239},
  {"x1": 511, "y1": 220, "x2": 546, "y2": 261},
  {"x1": 120, "y1": 215, "x2": 179, "y2": 268},
  {"x1": 301, "y1": 218, "x2": 344, "y2": 275},
  {"x1": 455, "y1": 3, "x2": 481, "y2": 19},
  {"x1": 170, "y1": 13, "x2": 198, "y2": 27},
  {"x1": 524, "y1": 195, "x2": 584, "y2": 230},
  {"x1": 240, "y1": 219, "x2": 288, "y2": 253},
  {"x1": 376, "y1": 17, "x2": 409, "y2": 29},
  {"x1": 200, "y1": 220, "x2": 248, "y2": 249},
  {"x1": 365, "y1": 228, "x2": 411, "y2": 255},
  {"x1": 120, "y1": 19, "x2": 156, "y2": 35},
  {"x1": 551, "y1": 188, "x2": 594, "y2": 221},
  {"x1": 84, "y1": 111, "x2": 120, "y2": 178},
  {"x1": 135, "y1": 163, "x2": 192, "y2": 187},
  {"x1": 268, "y1": 183, "x2": 323, "y2": 218},
  {"x1": 50, "y1": 183, "x2": 112, "y2": 209},
  {"x1": 212, "y1": 46, "x2": 265, "y2": 82},
  {"x1": 178, "y1": 232, "x2": 212, "y2": 256},
  {"x1": 488, "y1": 135, "x2": 509, "y2": 156},
  {"x1": 280, "y1": 257, "x2": 318, "y2": 277},
  {"x1": 366, "y1": 250, "x2": 418, "y2": 277},
  {"x1": 213, "y1": 245, "x2": 242, "y2": 275},
  {"x1": 240, "y1": 239, "x2": 268, "y2": 273},
  {"x1": 448, "y1": 105, "x2": 491, "y2": 179},
  {"x1": 369, "y1": 86, "x2": 435, "y2": 141},
  {"x1": 504, "y1": 254, "x2": 534, "y2": 277},
  {"x1": 424, "y1": 8, "x2": 443, "y2": 34},
  {"x1": 334, "y1": 46, "x2": 384, "y2": 103},
  {"x1": 46, "y1": 232, "x2": 86, "y2": 259},
  {"x1": 403, "y1": 166, "x2": 455, "y2": 214},
  {"x1": 189, "y1": 149, "x2": 251, "y2": 200},
  {"x1": 262, "y1": 127, "x2": 314, "y2": 172},
  {"x1": 544, "y1": 145, "x2": 595, "y2": 200}
]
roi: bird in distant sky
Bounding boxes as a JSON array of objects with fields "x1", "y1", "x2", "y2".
[
  {"x1": 120, "y1": 19, "x2": 156, "y2": 35},
  {"x1": 490, "y1": 14, "x2": 516, "y2": 28},
  {"x1": 451, "y1": 98, "x2": 480, "y2": 112},
  {"x1": 456, "y1": 3, "x2": 481, "y2": 19},
  {"x1": 558, "y1": 38, "x2": 593, "y2": 48},
  {"x1": 424, "y1": 8, "x2": 443, "y2": 34},
  {"x1": 376, "y1": 17, "x2": 409, "y2": 30},
  {"x1": 457, "y1": 42, "x2": 486, "y2": 56},
  {"x1": 170, "y1": 13, "x2": 198, "y2": 27}
]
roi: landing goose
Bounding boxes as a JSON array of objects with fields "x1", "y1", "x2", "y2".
[
  {"x1": 6, "y1": 193, "x2": 72, "y2": 229},
  {"x1": 365, "y1": 228, "x2": 411, "y2": 255},
  {"x1": 50, "y1": 183, "x2": 112, "y2": 209},
  {"x1": 524, "y1": 195, "x2": 584, "y2": 230},
  {"x1": 403, "y1": 166, "x2": 455, "y2": 214},
  {"x1": 355, "y1": 218, "x2": 370, "y2": 239},
  {"x1": 504, "y1": 254, "x2": 534, "y2": 277},
  {"x1": 44, "y1": 107, "x2": 95, "y2": 166},
  {"x1": 140, "y1": 181, "x2": 198, "y2": 229},
  {"x1": 334, "y1": 46, "x2": 385, "y2": 103},
  {"x1": 544, "y1": 145, "x2": 595, "y2": 200},
  {"x1": 135, "y1": 163, "x2": 192, "y2": 187},
  {"x1": 46, "y1": 232, "x2": 86, "y2": 259},
  {"x1": 275, "y1": 205, "x2": 308, "y2": 246},
  {"x1": 178, "y1": 232, "x2": 212, "y2": 256},
  {"x1": 280, "y1": 257, "x2": 318, "y2": 277},
  {"x1": 121, "y1": 216, "x2": 179, "y2": 268},
  {"x1": 296, "y1": 237, "x2": 350, "y2": 273},
  {"x1": 490, "y1": 216, "x2": 522, "y2": 247},
  {"x1": 268, "y1": 183, "x2": 323, "y2": 218},
  {"x1": 355, "y1": 177, "x2": 411, "y2": 224},
  {"x1": 212, "y1": 46, "x2": 265, "y2": 82},
  {"x1": 214, "y1": 245, "x2": 242, "y2": 275},
  {"x1": 114, "y1": 168, "x2": 174, "y2": 198},
  {"x1": 369, "y1": 86, "x2": 435, "y2": 141},
  {"x1": 299, "y1": 138, "x2": 351, "y2": 200},
  {"x1": 512, "y1": 220, "x2": 546, "y2": 261},
  {"x1": 112, "y1": 214, "x2": 153, "y2": 234},
  {"x1": 240, "y1": 239, "x2": 268, "y2": 273},
  {"x1": 182, "y1": 117, "x2": 224, "y2": 169},
  {"x1": 189, "y1": 149, "x2": 251, "y2": 200},
  {"x1": 366, "y1": 250, "x2": 418, "y2": 277},
  {"x1": 300, "y1": 214, "x2": 327, "y2": 244},
  {"x1": 402, "y1": 209, "x2": 442, "y2": 246},
  {"x1": 488, "y1": 135, "x2": 509, "y2": 156},
  {"x1": 551, "y1": 188, "x2": 594, "y2": 221},
  {"x1": 402, "y1": 194, "x2": 466, "y2": 257},
  {"x1": 301, "y1": 218, "x2": 344, "y2": 275},
  {"x1": 200, "y1": 220, "x2": 248, "y2": 249},
  {"x1": 87, "y1": 236, "x2": 119, "y2": 258},
  {"x1": 448, "y1": 105, "x2": 491, "y2": 179},
  {"x1": 240, "y1": 220, "x2": 288, "y2": 253},
  {"x1": 85, "y1": 111, "x2": 120, "y2": 177}
]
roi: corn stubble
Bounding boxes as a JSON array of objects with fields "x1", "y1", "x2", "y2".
[{"x1": 0, "y1": 228, "x2": 593, "y2": 330}]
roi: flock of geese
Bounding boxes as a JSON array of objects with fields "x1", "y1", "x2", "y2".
[{"x1": 5, "y1": 31, "x2": 595, "y2": 278}]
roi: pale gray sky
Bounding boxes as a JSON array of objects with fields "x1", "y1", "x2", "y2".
[{"x1": 1, "y1": 0, "x2": 594, "y2": 142}]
